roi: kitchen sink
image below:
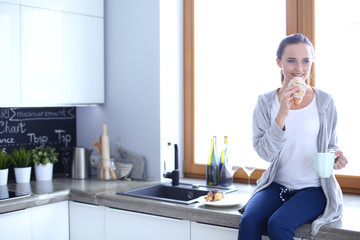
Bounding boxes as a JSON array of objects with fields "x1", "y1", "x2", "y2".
[{"x1": 117, "y1": 182, "x2": 237, "y2": 205}]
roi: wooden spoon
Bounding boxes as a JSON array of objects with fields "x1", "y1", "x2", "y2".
[
  {"x1": 93, "y1": 135, "x2": 104, "y2": 179},
  {"x1": 93, "y1": 141, "x2": 101, "y2": 155}
]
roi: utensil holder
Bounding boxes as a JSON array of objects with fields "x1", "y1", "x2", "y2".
[{"x1": 97, "y1": 158, "x2": 116, "y2": 180}]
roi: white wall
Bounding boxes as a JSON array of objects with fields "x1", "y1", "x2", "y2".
[
  {"x1": 77, "y1": 0, "x2": 183, "y2": 180},
  {"x1": 160, "y1": 0, "x2": 184, "y2": 177}
]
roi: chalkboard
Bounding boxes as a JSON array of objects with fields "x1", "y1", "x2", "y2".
[{"x1": 0, "y1": 107, "x2": 76, "y2": 179}]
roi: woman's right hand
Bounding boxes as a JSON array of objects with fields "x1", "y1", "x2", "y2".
[{"x1": 275, "y1": 84, "x2": 298, "y2": 130}]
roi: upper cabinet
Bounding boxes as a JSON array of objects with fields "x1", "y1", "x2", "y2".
[
  {"x1": 0, "y1": 0, "x2": 20, "y2": 4},
  {"x1": 21, "y1": 0, "x2": 103, "y2": 17},
  {"x1": 0, "y1": 0, "x2": 104, "y2": 107},
  {"x1": 21, "y1": 5, "x2": 104, "y2": 105},
  {"x1": 0, "y1": 2, "x2": 21, "y2": 106}
]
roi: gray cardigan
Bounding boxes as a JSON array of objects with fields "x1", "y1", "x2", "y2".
[{"x1": 239, "y1": 88, "x2": 343, "y2": 236}]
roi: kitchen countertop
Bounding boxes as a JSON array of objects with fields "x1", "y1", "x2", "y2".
[{"x1": 1, "y1": 177, "x2": 359, "y2": 240}]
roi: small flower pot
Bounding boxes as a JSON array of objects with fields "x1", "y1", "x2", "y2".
[
  {"x1": 35, "y1": 163, "x2": 53, "y2": 181},
  {"x1": 0, "y1": 169, "x2": 9, "y2": 185},
  {"x1": 14, "y1": 167, "x2": 32, "y2": 184}
]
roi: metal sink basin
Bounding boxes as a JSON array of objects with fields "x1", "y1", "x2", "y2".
[{"x1": 117, "y1": 182, "x2": 236, "y2": 205}]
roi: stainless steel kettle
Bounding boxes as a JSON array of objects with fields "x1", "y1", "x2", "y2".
[{"x1": 71, "y1": 147, "x2": 93, "y2": 179}]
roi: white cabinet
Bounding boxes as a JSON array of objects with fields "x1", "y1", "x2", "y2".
[
  {"x1": 0, "y1": 0, "x2": 104, "y2": 107},
  {"x1": 0, "y1": 201, "x2": 68, "y2": 240},
  {"x1": 69, "y1": 201, "x2": 105, "y2": 240},
  {"x1": 21, "y1": 5, "x2": 104, "y2": 106},
  {"x1": 0, "y1": 0, "x2": 20, "y2": 4},
  {"x1": 105, "y1": 207, "x2": 191, "y2": 240},
  {"x1": 0, "y1": 209, "x2": 32, "y2": 240},
  {"x1": 31, "y1": 201, "x2": 69, "y2": 240},
  {"x1": 21, "y1": 0, "x2": 103, "y2": 17},
  {"x1": 191, "y1": 221, "x2": 238, "y2": 239},
  {"x1": 0, "y1": 2, "x2": 20, "y2": 106}
]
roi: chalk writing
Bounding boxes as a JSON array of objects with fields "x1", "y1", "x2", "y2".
[
  {"x1": 27, "y1": 133, "x2": 48, "y2": 145},
  {"x1": 0, "y1": 109, "x2": 10, "y2": 119},
  {"x1": 55, "y1": 129, "x2": 72, "y2": 148},
  {"x1": 0, "y1": 121, "x2": 27, "y2": 134},
  {"x1": 0, "y1": 138, "x2": 15, "y2": 144},
  {"x1": 10, "y1": 108, "x2": 75, "y2": 121},
  {"x1": 0, "y1": 107, "x2": 76, "y2": 177}
]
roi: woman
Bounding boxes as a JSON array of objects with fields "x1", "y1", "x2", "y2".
[{"x1": 237, "y1": 33, "x2": 348, "y2": 240}]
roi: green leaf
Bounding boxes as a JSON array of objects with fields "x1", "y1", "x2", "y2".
[
  {"x1": 31, "y1": 145, "x2": 59, "y2": 165},
  {"x1": 10, "y1": 147, "x2": 32, "y2": 168},
  {"x1": 0, "y1": 151, "x2": 10, "y2": 169}
]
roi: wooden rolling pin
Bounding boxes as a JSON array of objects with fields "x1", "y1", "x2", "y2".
[
  {"x1": 101, "y1": 124, "x2": 111, "y2": 180},
  {"x1": 101, "y1": 124, "x2": 116, "y2": 180}
]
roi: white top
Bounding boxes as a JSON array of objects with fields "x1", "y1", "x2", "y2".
[{"x1": 271, "y1": 94, "x2": 320, "y2": 190}]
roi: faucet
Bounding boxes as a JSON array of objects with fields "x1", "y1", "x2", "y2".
[{"x1": 163, "y1": 142, "x2": 179, "y2": 186}]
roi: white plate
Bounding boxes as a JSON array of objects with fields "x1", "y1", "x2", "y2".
[{"x1": 197, "y1": 194, "x2": 243, "y2": 207}]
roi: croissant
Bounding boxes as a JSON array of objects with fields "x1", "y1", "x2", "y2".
[
  {"x1": 204, "y1": 189, "x2": 225, "y2": 202},
  {"x1": 294, "y1": 97, "x2": 302, "y2": 106},
  {"x1": 289, "y1": 77, "x2": 306, "y2": 106}
]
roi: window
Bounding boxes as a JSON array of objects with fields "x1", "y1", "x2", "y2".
[
  {"x1": 184, "y1": 0, "x2": 360, "y2": 193},
  {"x1": 193, "y1": 0, "x2": 285, "y2": 170},
  {"x1": 315, "y1": 0, "x2": 360, "y2": 177},
  {"x1": 184, "y1": 0, "x2": 289, "y2": 182}
]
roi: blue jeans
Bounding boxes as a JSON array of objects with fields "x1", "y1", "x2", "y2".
[{"x1": 238, "y1": 182, "x2": 326, "y2": 240}]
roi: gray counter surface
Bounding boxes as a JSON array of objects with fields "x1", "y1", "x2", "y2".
[{"x1": 1, "y1": 178, "x2": 359, "y2": 240}]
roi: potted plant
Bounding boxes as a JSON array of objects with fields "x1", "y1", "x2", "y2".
[
  {"x1": 32, "y1": 145, "x2": 58, "y2": 181},
  {"x1": 0, "y1": 151, "x2": 10, "y2": 185},
  {"x1": 10, "y1": 147, "x2": 32, "y2": 183}
]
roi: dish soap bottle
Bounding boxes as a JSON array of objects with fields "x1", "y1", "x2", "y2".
[{"x1": 206, "y1": 137, "x2": 219, "y2": 186}]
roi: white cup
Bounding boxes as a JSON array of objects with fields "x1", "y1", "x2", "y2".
[{"x1": 314, "y1": 152, "x2": 335, "y2": 178}]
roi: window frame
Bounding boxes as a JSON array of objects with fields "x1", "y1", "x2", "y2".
[{"x1": 183, "y1": 0, "x2": 360, "y2": 194}]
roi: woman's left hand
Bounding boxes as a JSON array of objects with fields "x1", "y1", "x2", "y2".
[{"x1": 334, "y1": 150, "x2": 348, "y2": 170}]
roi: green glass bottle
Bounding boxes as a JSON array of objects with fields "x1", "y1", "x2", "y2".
[
  {"x1": 220, "y1": 136, "x2": 239, "y2": 187},
  {"x1": 206, "y1": 138, "x2": 219, "y2": 186},
  {"x1": 219, "y1": 136, "x2": 228, "y2": 176}
]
